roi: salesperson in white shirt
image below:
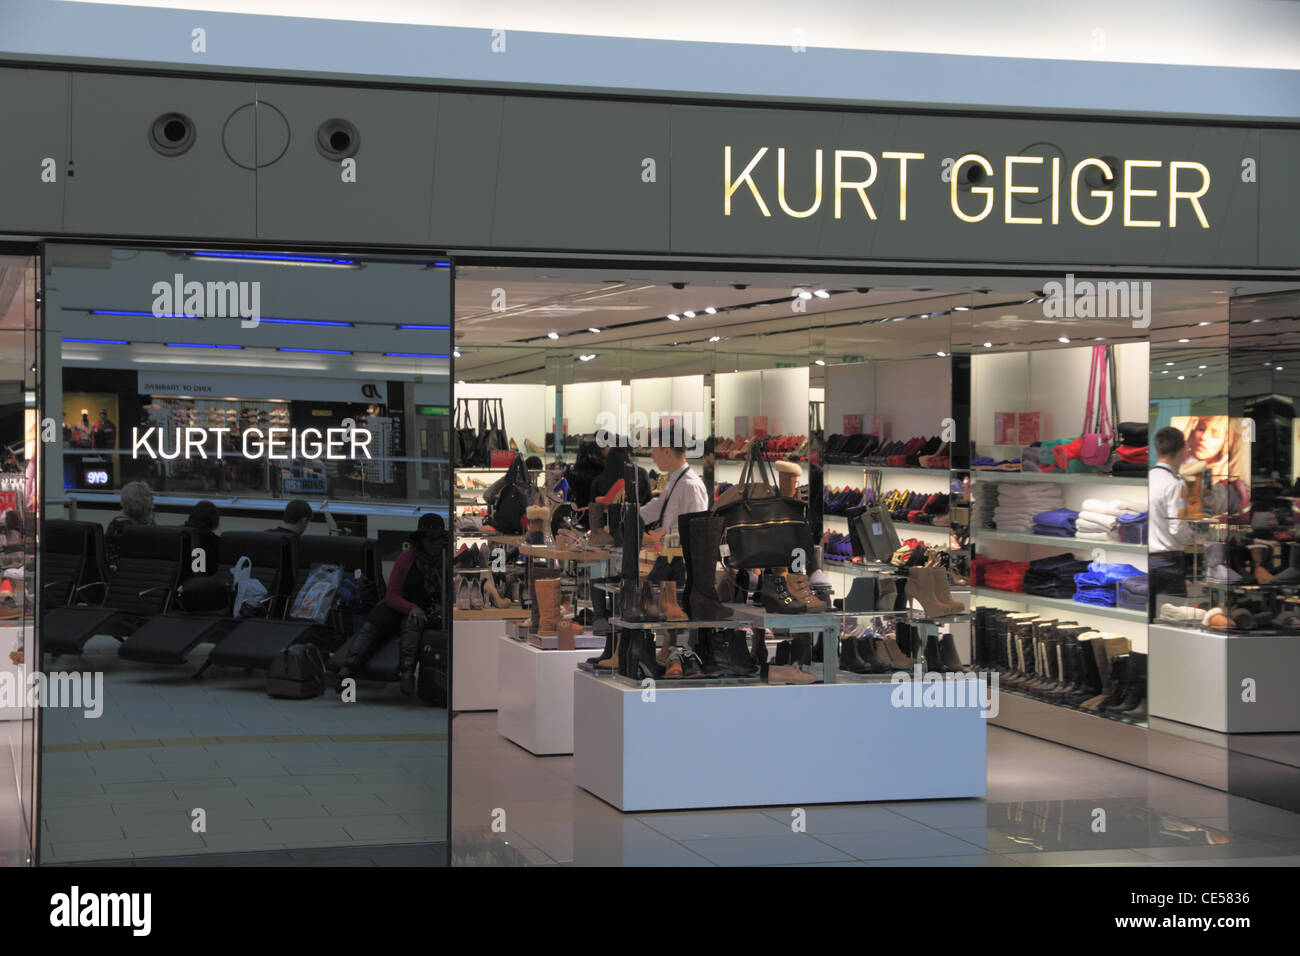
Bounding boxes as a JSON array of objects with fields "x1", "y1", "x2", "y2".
[
  {"x1": 640, "y1": 435, "x2": 709, "y2": 547},
  {"x1": 1149, "y1": 425, "x2": 1195, "y2": 621}
]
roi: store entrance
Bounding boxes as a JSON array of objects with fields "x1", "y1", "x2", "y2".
[
  {"x1": 446, "y1": 261, "x2": 1300, "y2": 860},
  {"x1": 38, "y1": 245, "x2": 452, "y2": 864}
]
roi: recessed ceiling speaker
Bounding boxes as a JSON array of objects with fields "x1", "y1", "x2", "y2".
[
  {"x1": 316, "y1": 118, "x2": 360, "y2": 160},
  {"x1": 149, "y1": 112, "x2": 195, "y2": 156}
]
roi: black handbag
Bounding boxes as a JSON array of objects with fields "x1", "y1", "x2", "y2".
[
  {"x1": 711, "y1": 439, "x2": 813, "y2": 570},
  {"x1": 266, "y1": 643, "x2": 326, "y2": 699},
  {"x1": 176, "y1": 570, "x2": 233, "y2": 614},
  {"x1": 486, "y1": 453, "x2": 533, "y2": 535},
  {"x1": 416, "y1": 629, "x2": 448, "y2": 707},
  {"x1": 454, "y1": 401, "x2": 479, "y2": 467}
]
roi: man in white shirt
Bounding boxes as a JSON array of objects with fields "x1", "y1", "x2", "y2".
[
  {"x1": 640, "y1": 433, "x2": 709, "y2": 547},
  {"x1": 1149, "y1": 426, "x2": 1194, "y2": 621}
]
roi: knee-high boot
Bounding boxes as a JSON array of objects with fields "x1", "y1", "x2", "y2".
[
  {"x1": 398, "y1": 614, "x2": 422, "y2": 696},
  {"x1": 338, "y1": 621, "x2": 383, "y2": 680}
]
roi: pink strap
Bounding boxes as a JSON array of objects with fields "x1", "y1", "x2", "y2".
[
  {"x1": 1081, "y1": 346, "x2": 1099, "y2": 435},
  {"x1": 1095, "y1": 349, "x2": 1111, "y2": 437}
]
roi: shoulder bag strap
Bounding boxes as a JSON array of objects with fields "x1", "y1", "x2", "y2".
[{"x1": 1081, "y1": 346, "x2": 1099, "y2": 435}]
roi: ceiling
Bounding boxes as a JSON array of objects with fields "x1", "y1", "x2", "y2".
[{"x1": 453, "y1": 265, "x2": 1297, "y2": 385}]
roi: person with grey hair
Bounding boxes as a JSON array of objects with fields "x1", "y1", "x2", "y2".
[{"x1": 105, "y1": 480, "x2": 156, "y2": 572}]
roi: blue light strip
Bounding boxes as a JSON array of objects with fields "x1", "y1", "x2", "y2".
[
  {"x1": 190, "y1": 250, "x2": 358, "y2": 266},
  {"x1": 91, "y1": 309, "x2": 200, "y2": 319},
  {"x1": 384, "y1": 353, "x2": 451, "y2": 359},
  {"x1": 62, "y1": 337, "x2": 129, "y2": 345},
  {"x1": 164, "y1": 343, "x2": 244, "y2": 349},
  {"x1": 257, "y1": 318, "x2": 353, "y2": 328},
  {"x1": 89, "y1": 309, "x2": 352, "y2": 328},
  {"x1": 397, "y1": 324, "x2": 451, "y2": 330},
  {"x1": 277, "y1": 347, "x2": 352, "y2": 355}
]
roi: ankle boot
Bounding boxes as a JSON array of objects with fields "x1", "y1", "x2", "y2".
[
  {"x1": 930, "y1": 565, "x2": 964, "y2": 612},
  {"x1": 483, "y1": 574, "x2": 510, "y2": 608},
  {"x1": 525, "y1": 505, "x2": 551, "y2": 545},
  {"x1": 760, "y1": 570, "x2": 806, "y2": 613},
  {"x1": 680, "y1": 512, "x2": 735, "y2": 620},
  {"x1": 587, "y1": 501, "x2": 615, "y2": 548},
  {"x1": 938, "y1": 633, "x2": 966, "y2": 672},
  {"x1": 1249, "y1": 543, "x2": 1275, "y2": 583},
  {"x1": 620, "y1": 631, "x2": 663, "y2": 680},
  {"x1": 844, "y1": 576, "x2": 877, "y2": 612},
  {"x1": 659, "y1": 581, "x2": 688, "y2": 622},
  {"x1": 534, "y1": 578, "x2": 562, "y2": 636},
  {"x1": 637, "y1": 577, "x2": 664, "y2": 622},
  {"x1": 336, "y1": 621, "x2": 383, "y2": 681},
  {"x1": 785, "y1": 571, "x2": 827, "y2": 611},
  {"x1": 593, "y1": 630, "x2": 622, "y2": 669},
  {"x1": 905, "y1": 566, "x2": 962, "y2": 618},
  {"x1": 839, "y1": 634, "x2": 871, "y2": 674}
]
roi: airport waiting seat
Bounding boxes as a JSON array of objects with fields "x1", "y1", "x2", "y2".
[
  {"x1": 119, "y1": 531, "x2": 294, "y2": 667},
  {"x1": 199, "y1": 534, "x2": 379, "y2": 675},
  {"x1": 43, "y1": 526, "x2": 189, "y2": 656},
  {"x1": 40, "y1": 520, "x2": 99, "y2": 612}
]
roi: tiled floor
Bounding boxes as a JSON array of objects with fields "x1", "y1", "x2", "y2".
[
  {"x1": 450, "y1": 712, "x2": 1300, "y2": 867},
  {"x1": 1, "y1": 720, "x2": 33, "y2": 866},
  {"x1": 39, "y1": 641, "x2": 447, "y2": 862}
]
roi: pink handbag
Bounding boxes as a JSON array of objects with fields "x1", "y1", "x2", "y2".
[{"x1": 1080, "y1": 345, "x2": 1117, "y2": 466}]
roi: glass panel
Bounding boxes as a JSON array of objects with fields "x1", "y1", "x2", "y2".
[{"x1": 39, "y1": 245, "x2": 451, "y2": 864}]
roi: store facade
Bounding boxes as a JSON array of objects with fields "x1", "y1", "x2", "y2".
[{"x1": 2, "y1": 62, "x2": 1299, "y2": 863}]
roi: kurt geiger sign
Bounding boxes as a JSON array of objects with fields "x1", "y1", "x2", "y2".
[{"x1": 723, "y1": 147, "x2": 1212, "y2": 228}]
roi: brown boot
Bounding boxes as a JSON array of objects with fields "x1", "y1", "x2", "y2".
[
  {"x1": 525, "y1": 504, "x2": 551, "y2": 545},
  {"x1": 659, "y1": 582, "x2": 689, "y2": 621},
  {"x1": 905, "y1": 566, "x2": 962, "y2": 617},
  {"x1": 929, "y1": 565, "x2": 965, "y2": 613},
  {"x1": 587, "y1": 501, "x2": 615, "y2": 549},
  {"x1": 556, "y1": 617, "x2": 575, "y2": 650},
  {"x1": 535, "y1": 578, "x2": 562, "y2": 636},
  {"x1": 595, "y1": 632, "x2": 622, "y2": 669},
  {"x1": 1080, "y1": 635, "x2": 1131, "y2": 710},
  {"x1": 528, "y1": 569, "x2": 561, "y2": 629},
  {"x1": 784, "y1": 572, "x2": 827, "y2": 612}
]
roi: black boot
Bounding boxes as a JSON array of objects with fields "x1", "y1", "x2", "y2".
[
  {"x1": 704, "y1": 628, "x2": 759, "y2": 678},
  {"x1": 1097, "y1": 655, "x2": 1132, "y2": 713},
  {"x1": 844, "y1": 576, "x2": 877, "y2": 612},
  {"x1": 760, "y1": 570, "x2": 806, "y2": 614},
  {"x1": 398, "y1": 614, "x2": 421, "y2": 696},
  {"x1": 620, "y1": 630, "x2": 663, "y2": 680},
  {"x1": 590, "y1": 583, "x2": 610, "y2": 637},
  {"x1": 839, "y1": 634, "x2": 871, "y2": 674},
  {"x1": 336, "y1": 621, "x2": 384, "y2": 682},
  {"x1": 618, "y1": 504, "x2": 646, "y2": 621},
  {"x1": 679, "y1": 512, "x2": 734, "y2": 620},
  {"x1": 1115, "y1": 652, "x2": 1148, "y2": 719},
  {"x1": 938, "y1": 633, "x2": 966, "y2": 672}
]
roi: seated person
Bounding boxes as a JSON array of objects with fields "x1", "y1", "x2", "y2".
[
  {"x1": 105, "y1": 481, "x2": 156, "y2": 573},
  {"x1": 335, "y1": 513, "x2": 446, "y2": 695},
  {"x1": 271, "y1": 499, "x2": 312, "y2": 536},
  {"x1": 184, "y1": 500, "x2": 221, "y2": 572}
]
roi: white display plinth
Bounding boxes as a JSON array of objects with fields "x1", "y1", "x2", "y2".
[
  {"x1": 573, "y1": 671, "x2": 987, "y2": 811},
  {"x1": 496, "y1": 636, "x2": 594, "y2": 755},
  {"x1": 453, "y1": 618, "x2": 512, "y2": 711},
  {"x1": 0, "y1": 626, "x2": 31, "y2": 721}
]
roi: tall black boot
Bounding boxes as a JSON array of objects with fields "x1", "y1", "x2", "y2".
[
  {"x1": 680, "y1": 512, "x2": 734, "y2": 619},
  {"x1": 398, "y1": 613, "x2": 421, "y2": 696},
  {"x1": 618, "y1": 507, "x2": 646, "y2": 622},
  {"x1": 337, "y1": 621, "x2": 384, "y2": 681},
  {"x1": 839, "y1": 633, "x2": 870, "y2": 674}
]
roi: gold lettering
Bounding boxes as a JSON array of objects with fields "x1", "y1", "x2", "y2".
[
  {"x1": 1071, "y1": 158, "x2": 1113, "y2": 226},
  {"x1": 1123, "y1": 159, "x2": 1162, "y2": 227},
  {"x1": 950, "y1": 154, "x2": 994, "y2": 223},
  {"x1": 1004, "y1": 155, "x2": 1043, "y2": 225},
  {"x1": 777, "y1": 147, "x2": 824, "y2": 218},
  {"x1": 1169, "y1": 161, "x2": 1210, "y2": 228},
  {"x1": 882, "y1": 151, "x2": 925, "y2": 220},
  {"x1": 834, "y1": 150, "x2": 878, "y2": 219},
  {"x1": 724, "y1": 146, "x2": 771, "y2": 217}
]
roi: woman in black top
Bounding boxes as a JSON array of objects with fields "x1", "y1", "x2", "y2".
[
  {"x1": 104, "y1": 481, "x2": 155, "y2": 572},
  {"x1": 184, "y1": 500, "x2": 221, "y2": 573},
  {"x1": 590, "y1": 442, "x2": 651, "y2": 504}
]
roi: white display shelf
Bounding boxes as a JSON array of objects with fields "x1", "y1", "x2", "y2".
[
  {"x1": 970, "y1": 470, "x2": 1146, "y2": 486},
  {"x1": 973, "y1": 528, "x2": 1148, "y2": 554},
  {"x1": 822, "y1": 463, "x2": 950, "y2": 477},
  {"x1": 497, "y1": 636, "x2": 593, "y2": 755},
  {"x1": 573, "y1": 672, "x2": 986, "y2": 810},
  {"x1": 972, "y1": 587, "x2": 1148, "y2": 623},
  {"x1": 824, "y1": 514, "x2": 951, "y2": 536}
]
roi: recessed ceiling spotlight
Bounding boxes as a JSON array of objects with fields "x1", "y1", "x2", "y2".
[
  {"x1": 814, "y1": 359, "x2": 826, "y2": 366},
  {"x1": 1058, "y1": 337, "x2": 1070, "y2": 344},
  {"x1": 813, "y1": 290, "x2": 830, "y2": 299},
  {"x1": 708, "y1": 336, "x2": 721, "y2": 342},
  {"x1": 1199, "y1": 365, "x2": 1207, "y2": 369},
  {"x1": 588, "y1": 327, "x2": 601, "y2": 333},
  {"x1": 798, "y1": 291, "x2": 813, "y2": 300},
  {"x1": 1161, "y1": 370, "x2": 1168, "y2": 374},
  {"x1": 1178, "y1": 338, "x2": 1190, "y2": 343},
  {"x1": 453, "y1": 349, "x2": 460, "y2": 358},
  {"x1": 937, "y1": 351, "x2": 947, "y2": 357},
  {"x1": 457, "y1": 380, "x2": 466, "y2": 385},
  {"x1": 983, "y1": 342, "x2": 993, "y2": 348},
  {"x1": 1252, "y1": 318, "x2": 1264, "y2": 323},
  {"x1": 579, "y1": 354, "x2": 596, "y2": 361},
  {"x1": 1165, "y1": 362, "x2": 1175, "y2": 366},
  {"x1": 1177, "y1": 375, "x2": 1185, "y2": 380},
  {"x1": 705, "y1": 307, "x2": 717, "y2": 314},
  {"x1": 1279, "y1": 367, "x2": 1286, "y2": 371},
  {"x1": 1198, "y1": 321, "x2": 1213, "y2": 326},
  {"x1": 954, "y1": 306, "x2": 970, "y2": 311},
  {"x1": 891, "y1": 317, "x2": 906, "y2": 322},
  {"x1": 1094, "y1": 337, "x2": 1106, "y2": 341},
  {"x1": 546, "y1": 331, "x2": 559, "y2": 340},
  {"x1": 668, "y1": 314, "x2": 681, "y2": 322},
  {"x1": 683, "y1": 311, "x2": 696, "y2": 318}
]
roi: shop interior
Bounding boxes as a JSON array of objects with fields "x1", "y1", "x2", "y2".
[
  {"x1": 36, "y1": 246, "x2": 451, "y2": 864},
  {"x1": 0, "y1": 253, "x2": 38, "y2": 868},
  {"x1": 446, "y1": 262, "x2": 1300, "y2": 861}
]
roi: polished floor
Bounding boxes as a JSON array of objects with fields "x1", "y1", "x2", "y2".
[
  {"x1": 39, "y1": 640, "x2": 447, "y2": 862},
  {"x1": 450, "y1": 713, "x2": 1300, "y2": 866}
]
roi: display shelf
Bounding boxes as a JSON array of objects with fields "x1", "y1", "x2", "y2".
[
  {"x1": 822, "y1": 463, "x2": 950, "y2": 475},
  {"x1": 518, "y1": 542, "x2": 613, "y2": 563},
  {"x1": 454, "y1": 607, "x2": 530, "y2": 621},
  {"x1": 971, "y1": 586, "x2": 1148, "y2": 622},
  {"x1": 970, "y1": 470, "x2": 1147, "y2": 486},
  {"x1": 823, "y1": 514, "x2": 951, "y2": 536},
  {"x1": 973, "y1": 528, "x2": 1149, "y2": 554},
  {"x1": 612, "y1": 616, "x2": 737, "y2": 630},
  {"x1": 822, "y1": 559, "x2": 905, "y2": 577}
]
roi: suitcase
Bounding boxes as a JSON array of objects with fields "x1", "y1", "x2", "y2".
[{"x1": 415, "y1": 629, "x2": 448, "y2": 707}]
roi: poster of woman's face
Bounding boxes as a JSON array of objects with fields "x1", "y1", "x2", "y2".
[{"x1": 1172, "y1": 415, "x2": 1252, "y2": 515}]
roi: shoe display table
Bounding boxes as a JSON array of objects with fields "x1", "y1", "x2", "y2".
[
  {"x1": 0, "y1": 625, "x2": 31, "y2": 721},
  {"x1": 1149, "y1": 623, "x2": 1300, "y2": 733},
  {"x1": 453, "y1": 618, "x2": 514, "y2": 711},
  {"x1": 573, "y1": 671, "x2": 986, "y2": 811},
  {"x1": 497, "y1": 636, "x2": 593, "y2": 755}
]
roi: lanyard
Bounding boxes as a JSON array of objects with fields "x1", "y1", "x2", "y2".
[{"x1": 648, "y1": 467, "x2": 688, "y2": 529}]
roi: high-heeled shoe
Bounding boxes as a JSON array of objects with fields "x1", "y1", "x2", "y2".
[{"x1": 483, "y1": 574, "x2": 511, "y2": 608}]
